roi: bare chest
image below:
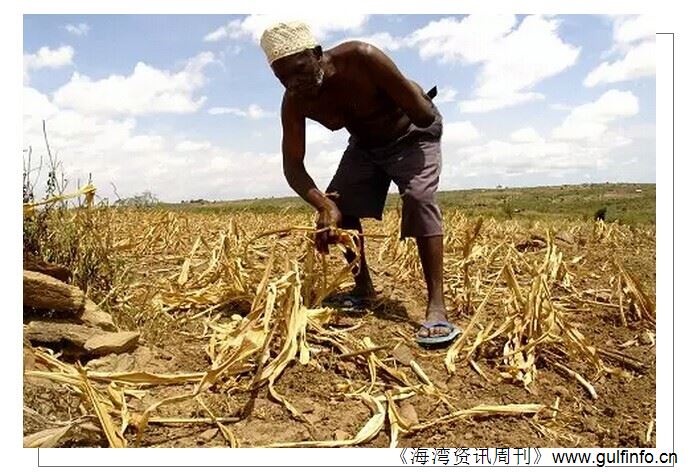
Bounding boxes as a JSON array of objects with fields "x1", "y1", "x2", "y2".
[{"x1": 303, "y1": 86, "x2": 393, "y2": 131}]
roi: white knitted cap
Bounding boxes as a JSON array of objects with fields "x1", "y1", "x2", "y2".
[{"x1": 260, "y1": 21, "x2": 318, "y2": 64}]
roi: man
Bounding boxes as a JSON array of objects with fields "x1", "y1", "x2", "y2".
[{"x1": 260, "y1": 21, "x2": 460, "y2": 346}]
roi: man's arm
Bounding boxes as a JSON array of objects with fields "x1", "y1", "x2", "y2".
[
  {"x1": 281, "y1": 95, "x2": 334, "y2": 212},
  {"x1": 281, "y1": 95, "x2": 341, "y2": 253},
  {"x1": 357, "y1": 42, "x2": 436, "y2": 128}
]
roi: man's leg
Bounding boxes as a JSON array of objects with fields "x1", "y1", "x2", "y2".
[
  {"x1": 415, "y1": 235, "x2": 451, "y2": 338},
  {"x1": 381, "y1": 114, "x2": 452, "y2": 338},
  {"x1": 340, "y1": 215, "x2": 376, "y2": 297},
  {"x1": 325, "y1": 141, "x2": 388, "y2": 299}
]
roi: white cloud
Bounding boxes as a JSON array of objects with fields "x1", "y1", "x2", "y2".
[
  {"x1": 24, "y1": 45, "x2": 75, "y2": 83},
  {"x1": 305, "y1": 123, "x2": 334, "y2": 146},
  {"x1": 25, "y1": 76, "x2": 351, "y2": 203},
  {"x1": 42, "y1": 110, "x2": 136, "y2": 154},
  {"x1": 208, "y1": 107, "x2": 239, "y2": 115},
  {"x1": 123, "y1": 135, "x2": 165, "y2": 153},
  {"x1": 436, "y1": 87, "x2": 458, "y2": 104},
  {"x1": 204, "y1": 15, "x2": 368, "y2": 43},
  {"x1": 446, "y1": 133, "x2": 630, "y2": 182},
  {"x1": 409, "y1": 15, "x2": 579, "y2": 113},
  {"x1": 443, "y1": 89, "x2": 642, "y2": 183},
  {"x1": 65, "y1": 23, "x2": 90, "y2": 36},
  {"x1": 584, "y1": 40, "x2": 655, "y2": 87},
  {"x1": 175, "y1": 140, "x2": 213, "y2": 152},
  {"x1": 442, "y1": 121, "x2": 481, "y2": 145},
  {"x1": 208, "y1": 104, "x2": 274, "y2": 119},
  {"x1": 52, "y1": 52, "x2": 216, "y2": 116},
  {"x1": 552, "y1": 89, "x2": 639, "y2": 141},
  {"x1": 303, "y1": 126, "x2": 349, "y2": 186},
  {"x1": 24, "y1": 87, "x2": 138, "y2": 162},
  {"x1": 612, "y1": 15, "x2": 655, "y2": 51},
  {"x1": 204, "y1": 20, "x2": 245, "y2": 42},
  {"x1": 338, "y1": 32, "x2": 405, "y2": 51},
  {"x1": 23, "y1": 85, "x2": 294, "y2": 202},
  {"x1": 309, "y1": 149, "x2": 343, "y2": 182},
  {"x1": 585, "y1": 16, "x2": 655, "y2": 87},
  {"x1": 510, "y1": 127, "x2": 541, "y2": 142},
  {"x1": 459, "y1": 92, "x2": 543, "y2": 113},
  {"x1": 474, "y1": 17, "x2": 579, "y2": 98},
  {"x1": 23, "y1": 87, "x2": 59, "y2": 122},
  {"x1": 408, "y1": 15, "x2": 516, "y2": 64},
  {"x1": 24, "y1": 45, "x2": 74, "y2": 69},
  {"x1": 24, "y1": 84, "x2": 346, "y2": 203},
  {"x1": 456, "y1": 139, "x2": 574, "y2": 172}
]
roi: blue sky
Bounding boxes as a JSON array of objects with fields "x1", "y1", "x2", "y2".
[{"x1": 23, "y1": 14, "x2": 655, "y2": 202}]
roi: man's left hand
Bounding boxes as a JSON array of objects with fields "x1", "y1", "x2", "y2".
[{"x1": 315, "y1": 200, "x2": 342, "y2": 254}]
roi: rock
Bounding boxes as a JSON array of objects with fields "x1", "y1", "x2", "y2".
[
  {"x1": 23, "y1": 253, "x2": 72, "y2": 283},
  {"x1": 399, "y1": 402, "x2": 419, "y2": 426},
  {"x1": 304, "y1": 412, "x2": 323, "y2": 425},
  {"x1": 199, "y1": 428, "x2": 218, "y2": 442},
  {"x1": 555, "y1": 232, "x2": 576, "y2": 245},
  {"x1": 23, "y1": 270, "x2": 85, "y2": 312},
  {"x1": 84, "y1": 331, "x2": 140, "y2": 355},
  {"x1": 639, "y1": 331, "x2": 655, "y2": 345},
  {"x1": 24, "y1": 320, "x2": 98, "y2": 349},
  {"x1": 392, "y1": 343, "x2": 414, "y2": 365},
  {"x1": 334, "y1": 429, "x2": 350, "y2": 441},
  {"x1": 85, "y1": 353, "x2": 135, "y2": 372},
  {"x1": 23, "y1": 347, "x2": 36, "y2": 371},
  {"x1": 78, "y1": 299, "x2": 117, "y2": 332}
]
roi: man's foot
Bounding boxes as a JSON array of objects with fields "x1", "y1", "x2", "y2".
[
  {"x1": 416, "y1": 305, "x2": 461, "y2": 347},
  {"x1": 323, "y1": 282, "x2": 378, "y2": 311},
  {"x1": 416, "y1": 304, "x2": 451, "y2": 338}
]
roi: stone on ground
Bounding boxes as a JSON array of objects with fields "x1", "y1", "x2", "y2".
[
  {"x1": 79, "y1": 299, "x2": 117, "y2": 332},
  {"x1": 23, "y1": 270, "x2": 85, "y2": 312},
  {"x1": 24, "y1": 320, "x2": 97, "y2": 349},
  {"x1": 84, "y1": 331, "x2": 140, "y2": 355}
]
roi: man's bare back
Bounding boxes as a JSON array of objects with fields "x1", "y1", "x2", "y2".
[{"x1": 277, "y1": 41, "x2": 433, "y2": 148}]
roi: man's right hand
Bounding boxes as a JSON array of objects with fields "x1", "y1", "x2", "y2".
[{"x1": 315, "y1": 199, "x2": 342, "y2": 254}]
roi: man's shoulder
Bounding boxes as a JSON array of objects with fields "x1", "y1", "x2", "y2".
[{"x1": 327, "y1": 40, "x2": 377, "y2": 59}]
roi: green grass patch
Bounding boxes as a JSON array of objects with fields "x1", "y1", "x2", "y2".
[{"x1": 163, "y1": 183, "x2": 655, "y2": 225}]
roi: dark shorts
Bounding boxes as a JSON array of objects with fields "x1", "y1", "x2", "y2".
[{"x1": 326, "y1": 106, "x2": 443, "y2": 239}]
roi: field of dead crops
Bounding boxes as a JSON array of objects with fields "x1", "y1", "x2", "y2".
[{"x1": 23, "y1": 199, "x2": 656, "y2": 448}]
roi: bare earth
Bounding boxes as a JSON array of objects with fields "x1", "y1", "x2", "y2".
[{"x1": 23, "y1": 206, "x2": 656, "y2": 448}]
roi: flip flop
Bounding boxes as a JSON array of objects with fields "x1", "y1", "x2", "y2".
[
  {"x1": 322, "y1": 294, "x2": 372, "y2": 312},
  {"x1": 415, "y1": 320, "x2": 462, "y2": 348}
]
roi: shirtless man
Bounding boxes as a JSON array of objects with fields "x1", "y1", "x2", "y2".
[{"x1": 260, "y1": 22, "x2": 460, "y2": 346}]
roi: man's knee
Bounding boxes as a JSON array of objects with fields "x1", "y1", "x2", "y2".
[
  {"x1": 400, "y1": 194, "x2": 443, "y2": 239},
  {"x1": 401, "y1": 186, "x2": 436, "y2": 207}
]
